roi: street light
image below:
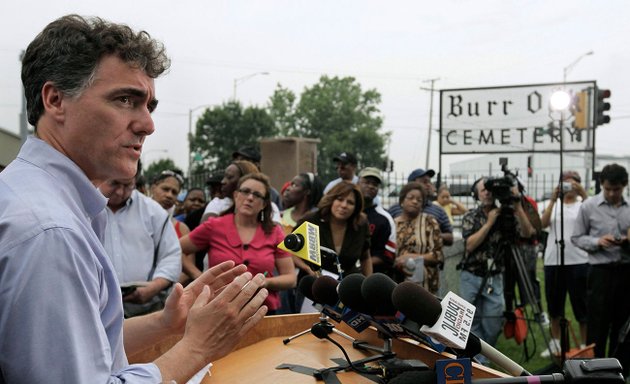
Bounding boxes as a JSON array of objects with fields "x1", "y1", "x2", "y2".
[
  {"x1": 233, "y1": 71, "x2": 269, "y2": 100},
  {"x1": 188, "y1": 104, "x2": 215, "y2": 179},
  {"x1": 563, "y1": 50, "x2": 593, "y2": 83}
]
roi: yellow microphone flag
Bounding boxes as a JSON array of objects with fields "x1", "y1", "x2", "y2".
[{"x1": 278, "y1": 221, "x2": 321, "y2": 267}]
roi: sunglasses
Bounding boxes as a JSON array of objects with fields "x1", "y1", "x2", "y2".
[{"x1": 158, "y1": 170, "x2": 184, "y2": 185}]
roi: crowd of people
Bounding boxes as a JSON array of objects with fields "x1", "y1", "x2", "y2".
[{"x1": 0, "y1": 14, "x2": 628, "y2": 383}]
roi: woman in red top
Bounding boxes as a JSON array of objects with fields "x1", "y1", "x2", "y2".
[{"x1": 179, "y1": 173, "x2": 296, "y2": 314}]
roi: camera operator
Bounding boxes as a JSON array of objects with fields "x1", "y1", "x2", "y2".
[
  {"x1": 540, "y1": 170, "x2": 589, "y2": 357},
  {"x1": 459, "y1": 177, "x2": 536, "y2": 359}
]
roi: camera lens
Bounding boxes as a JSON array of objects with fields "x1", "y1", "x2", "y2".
[{"x1": 284, "y1": 233, "x2": 304, "y2": 251}]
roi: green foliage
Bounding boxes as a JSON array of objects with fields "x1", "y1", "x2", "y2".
[
  {"x1": 268, "y1": 75, "x2": 389, "y2": 182},
  {"x1": 143, "y1": 158, "x2": 181, "y2": 185},
  {"x1": 268, "y1": 84, "x2": 298, "y2": 136},
  {"x1": 190, "y1": 101, "x2": 276, "y2": 173},
  {"x1": 187, "y1": 77, "x2": 389, "y2": 184}
]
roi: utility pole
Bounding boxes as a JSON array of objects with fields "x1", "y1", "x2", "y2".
[{"x1": 420, "y1": 78, "x2": 440, "y2": 169}]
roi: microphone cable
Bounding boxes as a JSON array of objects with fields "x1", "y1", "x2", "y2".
[{"x1": 310, "y1": 323, "x2": 379, "y2": 376}]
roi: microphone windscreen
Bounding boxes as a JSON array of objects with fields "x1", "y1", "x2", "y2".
[
  {"x1": 312, "y1": 276, "x2": 339, "y2": 306},
  {"x1": 338, "y1": 274, "x2": 373, "y2": 314},
  {"x1": 361, "y1": 273, "x2": 398, "y2": 316},
  {"x1": 392, "y1": 281, "x2": 442, "y2": 326},
  {"x1": 297, "y1": 275, "x2": 317, "y2": 301}
]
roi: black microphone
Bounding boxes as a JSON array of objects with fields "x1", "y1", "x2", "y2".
[
  {"x1": 361, "y1": 273, "x2": 398, "y2": 316},
  {"x1": 392, "y1": 282, "x2": 531, "y2": 377},
  {"x1": 311, "y1": 275, "x2": 344, "y2": 322},
  {"x1": 360, "y1": 273, "x2": 447, "y2": 352},
  {"x1": 312, "y1": 275, "x2": 373, "y2": 332},
  {"x1": 312, "y1": 276, "x2": 339, "y2": 306},
  {"x1": 338, "y1": 274, "x2": 374, "y2": 314},
  {"x1": 297, "y1": 275, "x2": 317, "y2": 302}
]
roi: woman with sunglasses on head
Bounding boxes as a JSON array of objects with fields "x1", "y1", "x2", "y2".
[
  {"x1": 278, "y1": 172, "x2": 324, "y2": 313},
  {"x1": 297, "y1": 181, "x2": 372, "y2": 277},
  {"x1": 280, "y1": 172, "x2": 324, "y2": 235},
  {"x1": 179, "y1": 173, "x2": 296, "y2": 315}
]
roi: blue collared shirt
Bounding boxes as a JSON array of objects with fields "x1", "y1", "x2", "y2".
[
  {"x1": 571, "y1": 192, "x2": 630, "y2": 265},
  {"x1": 0, "y1": 137, "x2": 160, "y2": 383}
]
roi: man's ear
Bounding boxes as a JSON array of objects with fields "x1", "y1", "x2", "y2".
[{"x1": 41, "y1": 81, "x2": 67, "y2": 123}]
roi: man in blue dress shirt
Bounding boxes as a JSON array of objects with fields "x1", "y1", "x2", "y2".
[{"x1": 0, "y1": 15, "x2": 268, "y2": 383}]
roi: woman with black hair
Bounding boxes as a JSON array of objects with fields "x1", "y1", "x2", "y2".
[
  {"x1": 297, "y1": 181, "x2": 372, "y2": 277},
  {"x1": 280, "y1": 172, "x2": 324, "y2": 234}
]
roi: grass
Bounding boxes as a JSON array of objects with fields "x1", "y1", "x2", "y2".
[
  {"x1": 492, "y1": 257, "x2": 581, "y2": 374},
  {"x1": 441, "y1": 244, "x2": 584, "y2": 375}
]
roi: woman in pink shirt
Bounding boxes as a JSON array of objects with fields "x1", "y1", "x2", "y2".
[{"x1": 179, "y1": 173, "x2": 296, "y2": 314}]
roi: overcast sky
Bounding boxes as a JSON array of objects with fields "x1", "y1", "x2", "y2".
[{"x1": 1, "y1": 0, "x2": 629, "y2": 177}]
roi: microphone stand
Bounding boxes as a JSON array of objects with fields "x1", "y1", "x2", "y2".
[{"x1": 282, "y1": 313, "x2": 356, "y2": 345}]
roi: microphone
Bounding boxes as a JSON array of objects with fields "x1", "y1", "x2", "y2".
[
  {"x1": 360, "y1": 274, "x2": 446, "y2": 353},
  {"x1": 297, "y1": 275, "x2": 317, "y2": 302},
  {"x1": 312, "y1": 275, "x2": 372, "y2": 332},
  {"x1": 312, "y1": 276, "x2": 344, "y2": 322},
  {"x1": 392, "y1": 282, "x2": 531, "y2": 377},
  {"x1": 278, "y1": 221, "x2": 321, "y2": 267}
]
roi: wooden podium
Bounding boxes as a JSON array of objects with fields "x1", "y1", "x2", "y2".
[{"x1": 129, "y1": 313, "x2": 507, "y2": 383}]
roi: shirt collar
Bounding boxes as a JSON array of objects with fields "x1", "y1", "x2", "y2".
[
  {"x1": 19, "y1": 136, "x2": 107, "y2": 219},
  {"x1": 595, "y1": 192, "x2": 627, "y2": 207}
]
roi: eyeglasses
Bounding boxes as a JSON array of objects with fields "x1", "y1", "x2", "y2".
[
  {"x1": 158, "y1": 170, "x2": 184, "y2": 185},
  {"x1": 238, "y1": 187, "x2": 266, "y2": 201}
]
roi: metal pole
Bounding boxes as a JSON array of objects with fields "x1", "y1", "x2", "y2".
[
  {"x1": 233, "y1": 71, "x2": 269, "y2": 100},
  {"x1": 421, "y1": 78, "x2": 439, "y2": 169},
  {"x1": 188, "y1": 108, "x2": 193, "y2": 180},
  {"x1": 563, "y1": 51, "x2": 593, "y2": 83}
]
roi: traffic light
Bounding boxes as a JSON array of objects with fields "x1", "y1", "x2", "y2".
[
  {"x1": 571, "y1": 91, "x2": 589, "y2": 129},
  {"x1": 595, "y1": 88, "x2": 611, "y2": 126}
]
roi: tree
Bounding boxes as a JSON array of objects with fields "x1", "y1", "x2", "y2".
[
  {"x1": 190, "y1": 101, "x2": 276, "y2": 173},
  {"x1": 268, "y1": 84, "x2": 298, "y2": 136},
  {"x1": 268, "y1": 75, "x2": 389, "y2": 182},
  {"x1": 143, "y1": 158, "x2": 181, "y2": 186}
]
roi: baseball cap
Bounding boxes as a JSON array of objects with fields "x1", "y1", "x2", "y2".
[
  {"x1": 359, "y1": 167, "x2": 383, "y2": 184},
  {"x1": 333, "y1": 152, "x2": 357, "y2": 165},
  {"x1": 232, "y1": 146, "x2": 261, "y2": 163},
  {"x1": 407, "y1": 168, "x2": 435, "y2": 182}
]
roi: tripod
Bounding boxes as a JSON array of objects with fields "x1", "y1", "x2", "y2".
[
  {"x1": 283, "y1": 313, "x2": 356, "y2": 345},
  {"x1": 496, "y1": 239, "x2": 553, "y2": 361}
]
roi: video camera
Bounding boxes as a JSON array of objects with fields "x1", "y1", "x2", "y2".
[
  {"x1": 484, "y1": 158, "x2": 522, "y2": 236},
  {"x1": 484, "y1": 158, "x2": 520, "y2": 207}
]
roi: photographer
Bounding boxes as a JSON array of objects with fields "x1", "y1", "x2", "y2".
[
  {"x1": 459, "y1": 177, "x2": 535, "y2": 358},
  {"x1": 540, "y1": 170, "x2": 589, "y2": 357}
]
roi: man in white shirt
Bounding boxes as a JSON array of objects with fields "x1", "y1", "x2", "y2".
[{"x1": 100, "y1": 177, "x2": 182, "y2": 317}]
